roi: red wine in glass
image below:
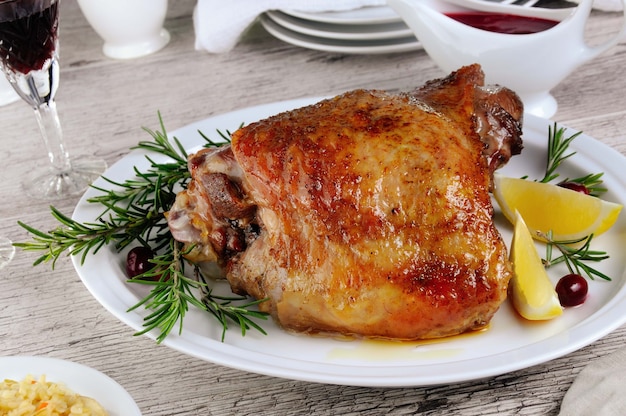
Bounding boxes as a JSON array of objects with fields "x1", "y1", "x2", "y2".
[
  {"x1": 0, "y1": 0, "x2": 106, "y2": 200},
  {"x1": 0, "y1": 0, "x2": 58, "y2": 74}
]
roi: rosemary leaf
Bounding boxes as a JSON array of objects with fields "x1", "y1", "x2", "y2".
[
  {"x1": 558, "y1": 172, "x2": 607, "y2": 197},
  {"x1": 538, "y1": 123, "x2": 606, "y2": 196},
  {"x1": 541, "y1": 231, "x2": 612, "y2": 281},
  {"x1": 541, "y1": 123, "x2": 582, "y2": 183}
]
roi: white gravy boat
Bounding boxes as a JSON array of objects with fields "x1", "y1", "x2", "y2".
[{"x1": 386, "y1": 0, "x2": 626, "y2": 117}]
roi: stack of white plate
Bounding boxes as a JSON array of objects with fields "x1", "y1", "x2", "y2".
[
  {"x1": 259, "y1": 6, "x2": 421, "y2": 55},
  {"x1": 259, "y1": 1, "x2": 578, "y2": 54}
]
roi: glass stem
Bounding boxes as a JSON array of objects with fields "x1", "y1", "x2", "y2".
[{"x1": 33, "y1": 100, "x2": 72, "y2": 173}]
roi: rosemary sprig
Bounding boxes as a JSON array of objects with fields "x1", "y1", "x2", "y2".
[
  {"x1": 558, "y1": 172, "x2": 607, "y2": 197},
  {"x1": 128, "y1": 241, "x2": 268, "y2": 343},
  {"x1": 198, "y1": 272, "x2": 269, "y2": 342},
  {"x1": 15, "y1": 115, "x2": 268, "y2": 342},
  {"x1": 15, "y1": 115, "x2": 190, "y2": 262},
  {"x1": 540, "y1": 231, "x2": 611, "y2": 281},
  {"x1": 540, "y1": 123, "x2": 582, "y2": 183},
  {"x1": 86, "y1": 116, "x2": 192, "y2": 252},
  {"x1": 15, "y1": 206, "x2": 123, "y2": 267},
  {"x1": 128, "y1": 241, "x2": 209, "y2": 343},
  {"x1": 539, "y1": 123, "x2": 605, "y2": 196}
]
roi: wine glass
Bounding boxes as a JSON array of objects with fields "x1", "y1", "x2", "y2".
[
  {"x1": 0, "y1": 0, "x2": 106, "y2": 200},
  {"x1": 0, "y1": 236, "x2": 15, "y2": 269}
]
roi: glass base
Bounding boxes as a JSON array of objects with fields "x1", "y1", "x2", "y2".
[
  {"x1": 0, "y1": 237, "x2": 15, "y2": 269},
  {"x1": 24, "y1": 155, "x2": 107, "y2": 200}
]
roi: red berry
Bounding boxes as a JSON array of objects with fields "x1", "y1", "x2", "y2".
[
  {"x1": 126, "y1": 246, "x2": 155, "y2": 278},
  {"x1": 558, "y1": 181, "x2": 590, "y2": 195},
  {"x1": 555, "y1": 274, "x2": 588, "y2": 307}
]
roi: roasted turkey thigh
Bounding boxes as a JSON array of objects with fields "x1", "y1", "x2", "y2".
[{"x1": 168, "y1": 64, "x2": 523, "y2": 340}]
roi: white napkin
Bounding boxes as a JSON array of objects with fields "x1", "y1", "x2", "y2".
[
  {"x1": 193, "y1": 0, "x2": 386, "y2": 53},
  {"x1": 558, "y1": 347, "x2": 626, "y2": 416}
]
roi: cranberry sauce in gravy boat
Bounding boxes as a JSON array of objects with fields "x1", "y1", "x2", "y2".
[{"x1": 386, "y1": 0, "x2": 626, "y2": 117}]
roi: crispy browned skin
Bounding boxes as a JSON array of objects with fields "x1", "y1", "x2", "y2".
[{"x1": 168, "y1": 65, "x2": 522, "y2": 340}]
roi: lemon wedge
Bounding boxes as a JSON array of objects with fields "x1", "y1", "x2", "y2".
[
  {"x1": 509, "y1": 210, "x2": 563, "y2": 320},
  {"x1": 494, "y1": 174, "x2": 622, "y2": 241}
]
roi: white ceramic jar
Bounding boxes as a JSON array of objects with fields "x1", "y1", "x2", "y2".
[{"x1": 77, "y1": 0, "x2": 170, "y2": 59}]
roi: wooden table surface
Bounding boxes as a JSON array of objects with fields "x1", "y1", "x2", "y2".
[{"x1": 2, "y1": 1, "x2": 625, "y2": 414}]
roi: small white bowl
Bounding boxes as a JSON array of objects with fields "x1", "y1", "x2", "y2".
[
  {"x1": 77, "y1": 0, "x2": 170, "y2": 60},
  {"x1": 0, "y1": 356, "x2": 141, "y2": 415}
]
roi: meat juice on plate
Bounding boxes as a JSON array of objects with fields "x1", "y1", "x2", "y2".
[{"x1": 0, "y1": 0, "x2": 59, "y2": 74}]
